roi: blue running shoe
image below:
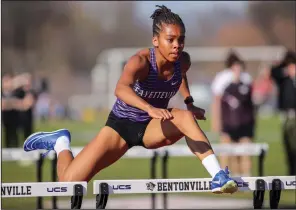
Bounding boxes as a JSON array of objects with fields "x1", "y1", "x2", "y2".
[
  {"x1": 23, "y1": 129, "x2": 71, "y2": 157},
  {"x1": 211, "y1": 166, "x2": 238, "y2": 194}
]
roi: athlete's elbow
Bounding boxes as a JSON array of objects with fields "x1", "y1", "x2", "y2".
[
  {"x1": 114, "y1": 85, "x2": 122, "y2": 98},
  {"x1": 115, "y1": 84, "x2": 129, "y2": 98}
]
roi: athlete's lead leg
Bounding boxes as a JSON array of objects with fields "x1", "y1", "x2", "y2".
[{"x1": 143, "y1": 108, "x2": 238, "y2": 194}]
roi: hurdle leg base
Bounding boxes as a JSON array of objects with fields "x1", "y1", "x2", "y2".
[
  {"x1": 253, "y1": 179, "x2": 266, "y2": 209},
  {"x1": 96, "y1": 183, "x2": 109, "y2": 209},
  {"x1": 269, "y1": 179, "x2": 282, "y2": 209},
  {"x1": 71, "y1": 184, "x2": 84, "y2": 209}
]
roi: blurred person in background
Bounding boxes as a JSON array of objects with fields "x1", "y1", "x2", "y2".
[
  {"x1": 23, "y1": 5, "x2": 239, "y2": 194},
  {"x1": 14, "y1": 73, "x2": 37, "y2": 142},
  {"x1": 252, "y1": 64, "x2": 274, "y2": 113},
  {"x1": 211, "y1": 51, "x2": 255, "y2": 177},
  {"x1": 266, "y1": 50, "x2": 296, "y2": 175},
  {"x1": 34, "y1": 76, "x2": 52, "y2": 122},
  {"x1": 1, "y1": 72, "x2": 23, "y2": 147},
  {"x1": 35, "y1": 92, "x2": 51, "y2": 122}
]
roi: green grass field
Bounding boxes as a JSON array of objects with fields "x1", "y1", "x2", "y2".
[{"x1": 2, "y1": 112, "x2": 296, "y2": 209}]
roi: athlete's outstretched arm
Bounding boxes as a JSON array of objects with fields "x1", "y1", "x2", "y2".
[
  {"x1": 115, "y1": 54, "x2": 173, "y2": 120},
  {"x1": 178, "y1": 52, "x2": 206, "y2": 120}
]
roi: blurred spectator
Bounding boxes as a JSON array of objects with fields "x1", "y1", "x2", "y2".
[
  {"x1": 211, "y1": 51, "x2": 255, "y2": 177},
  {"x1": 2, "y1": 72, "x2": 39, "y2": 147},
  {"x1": 35, "y1": 91, "x2": 51, "y2": 122},
  {"x1": 49, "y1": 98, "x2": 66, "y2": 120},
  {"x1": 1, "y1": 72, "x2": 22, "y2": 147},
  {"x1": 266, "y1": 50, "x2": 296, "y2": 175},
  {"x1": 14, "y1": 73, "x2": 37, "y2": 141},
  {"x1": 52, "y1": 100, "x2": 66, "y2": 120},
  {"x1": 34, "y1": 75, "x2": 55, "y2": 122},
  {"x1": 252, "y1": 64, "x2": 274, "y2": 112}
]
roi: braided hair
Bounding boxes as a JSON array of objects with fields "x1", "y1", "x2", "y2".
[{"x1": 150, "y1": 5, "x2": 185, "y2": 36}]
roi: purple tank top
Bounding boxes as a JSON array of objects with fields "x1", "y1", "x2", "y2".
[{"x1": 112, "y1": 48, "x2": 182, "y2": 122}]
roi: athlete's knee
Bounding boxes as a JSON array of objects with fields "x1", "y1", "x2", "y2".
[{"x1": 172, "y1": 109, "x2": 195, "y2": 125}]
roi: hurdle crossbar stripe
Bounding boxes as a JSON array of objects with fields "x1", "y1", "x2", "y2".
[
  {"x1": 2, "y1": 143, "x2": 269, "y2": 161},
  {"x1": 1, "y1": 182, "x2": 87, "y2": 198},
  {"x1": 93, "y1": 176, "x2": 296, "y2": 194}
]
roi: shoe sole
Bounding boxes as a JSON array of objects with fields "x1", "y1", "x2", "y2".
[
  {"x1": 212, "y1": 180, "x2": 238, "y2": 194},
  {"x1": 23, "y1": 129, "x2": 69, "y2": 151}
]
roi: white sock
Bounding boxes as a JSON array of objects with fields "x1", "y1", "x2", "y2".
[
  {"x1": 53, "y1": 136, "x2": 71, "y2": 157},
  {"x1": 202, "y1": 154, "x2": 222, "y2": 178}
]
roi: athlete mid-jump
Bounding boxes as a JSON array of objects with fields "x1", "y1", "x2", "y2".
[{"x1": 24, "y1": 5, "x2": 238, "y2": 194}]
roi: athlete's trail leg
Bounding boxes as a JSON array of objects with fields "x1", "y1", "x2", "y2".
[
  {"x1": 56, "y1": 150, "x2": 74, "y2": 181},
  {"x1": 57, "y1": 127, "x2": 128, "y2": 182}
]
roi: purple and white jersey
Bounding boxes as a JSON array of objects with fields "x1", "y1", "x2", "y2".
[{"x1": 112, "y1": 48, "x2": 182, "y2": 122}]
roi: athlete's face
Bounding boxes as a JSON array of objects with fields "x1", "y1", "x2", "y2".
[{"x1": 153, "y1": 24, "x2": 185, "y2": 62}]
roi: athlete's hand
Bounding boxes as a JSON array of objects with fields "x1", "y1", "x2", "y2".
[
  {"x1": 187, "y1": 104, "x2": 206, "y2": 120},
  {"x1": 146, "y1": 105, "x2": 173, "y2": 120}
]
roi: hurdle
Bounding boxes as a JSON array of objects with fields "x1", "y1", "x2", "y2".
[
  {"x1": 2, "y1": 143, "x2": 269, "y2": 209},
  {"x1": 1, "y1": 181, "x2": 87, "y2": 209},
  {"x1": 94, "y1": 176, "x2": 296, "y2": 209},
  {"x1": 140, "y1": 143, "x2": 269, "y2": 209}
]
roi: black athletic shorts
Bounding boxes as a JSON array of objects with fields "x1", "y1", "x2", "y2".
[
  {"x1": 105, "y1": 111, "x2": 151, "y2": 148},
  {"x1": 222, "y1": 123, "x2": 254, "y2": 142}
]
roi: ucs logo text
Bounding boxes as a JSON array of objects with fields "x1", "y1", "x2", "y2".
[
  {"x1": 286, "y1": 181, "x2": 296, "y2": 186},
  {"x1": 234, "y1": 181, "x2": 249, "y2": 187},
  {"x1": 47, "y1": 187, "x2": 67, "y2": 192},
  {"x1": 112, "y1": 185, "x2": 131, "y2": 190}
]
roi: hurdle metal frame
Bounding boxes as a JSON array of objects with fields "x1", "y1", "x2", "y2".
[{"x1": 71, "y1": 184, "x2": 84, "y2": 209}]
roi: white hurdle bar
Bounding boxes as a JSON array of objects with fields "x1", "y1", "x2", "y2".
[
  {"x1": 94, "y1": 176, "x2": 296, "y2": 209},
  {"x1": 1, "y1": 181, "x2": 87, "y2": 209},
  {"x1": 2, "y1": 143, "x2": 269, "y2": 209},
  {"x1": 93, "y1": 176, "x2": 295, "y2": 194},
  {"x1": 2, "y1": 143, "x2": 269, "y2": 161}
]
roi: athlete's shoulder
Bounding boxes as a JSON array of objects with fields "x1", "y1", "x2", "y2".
[
  {"x1": 136, "y1": 48, "x2": 150, "y2": 58},
  {"x1": 179, "y1": 51, "x2": 191, "y2": 72},
  {"x1": 126, "y1": 49, "x2": 150, "y2": 70},
  {"x1": 122, "y1": 49, "x2": 150, "y2": 80}
]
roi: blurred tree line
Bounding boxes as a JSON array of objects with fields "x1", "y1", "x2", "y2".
[
  {"x1": 2, "y1": 1, "x2": 295, "y2": 76},
  {"x1": 248, "y1": 1, "x2": 295, "y2": 49},
  {"x1": 2, "y1": 1, "x2": 100, "y2": 75}
]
